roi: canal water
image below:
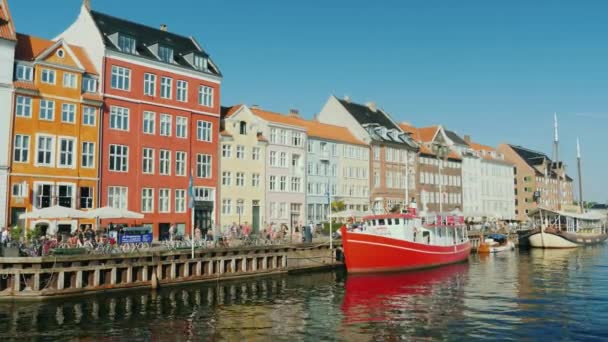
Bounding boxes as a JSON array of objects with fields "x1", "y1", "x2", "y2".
[{"x1": 1, "y1": 246, "x2": 607, "y2": 341}]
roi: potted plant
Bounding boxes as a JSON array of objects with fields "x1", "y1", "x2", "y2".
[{"x1": 1, "y1": 226, "x2": 22, "y2": 257}]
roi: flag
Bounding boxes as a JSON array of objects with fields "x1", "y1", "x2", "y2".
[{"x1": 188, "y1": 169, "x2": 195, "y2": 209}]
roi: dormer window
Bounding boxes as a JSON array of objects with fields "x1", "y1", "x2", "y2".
[
  {"x1": 158, "y1": 45, "x2": 174, "y2": 63},
  {"x1": 15, "y1": 64, "x2": 33, "y2": 81},
  {"x1": 82, "y1": 76, "x2": 97, "y2": 93},
  {"x1": 193, "y1": 55, "x2": 207, "y2": 70},
  {"x1": 118, "y1": 34, "x2": 136, "y2": 54}
]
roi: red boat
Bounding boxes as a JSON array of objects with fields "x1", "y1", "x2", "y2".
[{"x1": 340, "y1": 210, "x2": 471, "y2": 273}]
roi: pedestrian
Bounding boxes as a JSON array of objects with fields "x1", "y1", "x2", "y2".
[
  {"x1": 1, "y1": 227, "x2": 8, "y2": 246},
  {"x1": 169, "y1": 224, "x2": 176, "y2": 241},
  {"x1": 242, "y1": 221, "x2": 251, "y2": 238},
  {"x1": 195, "y1": 225, "x2": 202, "y2": 241}
]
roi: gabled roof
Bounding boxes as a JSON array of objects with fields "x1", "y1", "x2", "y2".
[
  {"x1": 15, "y1": 33, "x2": 98, "y2": 75},
  {"x1": 225, "y1": 105, "x2": 367, "y2": 146},
  {"x1": 508, "y1": 144, "x2": 570, "y2": 178},
  {"x1": 337, "y1": 98, "x2": 399, "y2": 130},
  {"x1": 445, "y1": 130, "x2": 468, "y2": 146},
  {"x1": 400, "y1": 123, "x2": 460, "y2": 160},
  {"x1": 0, "y1": 0, "x2": 16, "y2": 41},
  {"x1": 468, "y1": 141, "x2": 512, "y2": 165},
  {"x1": 89, "y1": 10, "x2": 221, "y2": 76}
]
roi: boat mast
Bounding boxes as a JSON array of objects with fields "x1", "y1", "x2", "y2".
[
  {"x1": 554, "y1": 113, "x2": 561, "y2": 209},
  {"x1": 577, "y1": 138, "x2": 584, "y2": 213}
]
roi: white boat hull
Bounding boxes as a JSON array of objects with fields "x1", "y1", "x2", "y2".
[
  {"x1": 529, "y1": 232, "x2": 578, "y2": 249},
  {"x1": 489, "y1": 241, "x2": 515, "y2": 253}
]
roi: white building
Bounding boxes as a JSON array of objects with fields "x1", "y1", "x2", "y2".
[{"x1": 0, "y1": 0, "x2": 16, "y2": 228}]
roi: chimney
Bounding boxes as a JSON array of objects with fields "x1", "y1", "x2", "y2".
[
  {"x1": 464, "y1": 135, "x2": 471, "y2": 143},
  {"x1": 251, "y1": 104, "x2": 259, "y2": 109},
  {"x1": 343, "y1": 95, "x2": 351, "y2": 103},
  {"x1": 83, "y1": 0, "x2": 91, "y2": 10},
  {"x1": 160, "y1": 24, "x2": 168, "y2": 31},
  {"x1": 288, "y1": 109, "x2": 300, "y2": 118},
  {"x1": 366, "y1": 102, "x2": 377, "y2": 112}
]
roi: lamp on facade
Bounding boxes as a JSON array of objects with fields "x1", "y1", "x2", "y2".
[{"x1": 431, "y1": 142, "x2": 450, "y2": 213}]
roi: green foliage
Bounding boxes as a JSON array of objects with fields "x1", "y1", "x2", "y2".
[
  {"x1": 26, "y1": 226, "x2": 45, "y2": 241},
  {"x1": 331, "y1": 200, "x2": 346, "y2": 212},
  {"x1": 10, "y1": 226, "x2": 23, "y2": 241}
]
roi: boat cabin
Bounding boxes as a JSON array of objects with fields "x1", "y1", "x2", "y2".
[
  {"x1": 360, "y1": 213, "x2": 468, "y2": 246},
  {"x1": 529, "y1": 208, "x2": 606, "y2": 235}
]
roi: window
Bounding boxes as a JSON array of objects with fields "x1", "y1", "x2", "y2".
[
  {"x1": 61, "y1": 103, "x2": 76, "y2": 123},
  {"x1": 111, "y1": 65, "x2": 131, "y2": 91},
  {"x1": 279, "y1": 152, "x2": 287, "y2": 167},
  {"x1": 35, "y1": 184, "x2": 52, "y2": 208},
  {"x1": 176, "y1": 116, "x2": 187, "y2": 138},
  {"x1": 57, "y1": 185, "x2": 73, "y2": 208},
  {"x1": 159, "y1": 189, "x2": 171, "y2": 213},
  {"x1": 176, "y1": 80, "x2": 187, "y2": 102},
  {"x1": 110, "y1": 106, "x2": 129, "y2": 131},
  {"x1": 279, "y1": 176, "x2": 287, "y2": 191},
  {"x1": 291, "y1": 154, "x2": 300, "y2": 168},
  {"x1": 270, "y1": 202, "x2": 277, "y2": 218},
  {"x1": 118, "y1": 34, "x2": 136, "y2": 53},
  {"x1": 143, "y1": 111, "x2": 155, "y2": 134},
  {"x1": 280, "y1": 130, "x2": 287, "y2": 145},
  {"x1": 194, "y1": 55, "x2": 207, "y2": 70},
  {"x1": 236, "y1": 199, "x2": 245, "y2": 216},
  {"x1": 374, "y1": 171, "x2": 380, "y2": 188},
  {"x1": 63, "y1": 72, "x2": 77, "y2": 88},
  {"x1": 15, "y1": 64, "x2": 33, "y2": 81},
  {"x1": 222, "y1": 145, "x2": 232, "y2": 158},
  {"x1": 175, "y1": 151, "x2": 186, "y2": 176},
  {"x1": 252, "y1": 173, "x2": 260, "y2": 187},
  {"x1": 141, "y1": 188, "x2": 154, "y2": 213},
  {"x1": 82, "y1": 77, "x2": 96, "y2": 92},
  {"x1": 160, "y1": 114, "x2": 172, "y2": 136},
  {"x1": 175, "y1": 189, "x2": 186, "y2": 213},
  {"x1": 222, "y1": 199, "x2": 232, "y2": 215},
  {"x1": 79, "y1": 187, "x2": 93, "y2": 209},
  {"x1": 236, "y1": 145, "x2": 245, "y2": 159},
  {"x1": 15, "y1": 96, "x2": 32, "y2": 117},
  {"x1": 269, "y1": 175, "x2": 276, "y2": 191},
  {"x1": 291, "y1": 177, "x2": 301, "y2": 192},
  {"x1": 108, "y1": 186, "x2": 128, "y2": 209},
  {"x1": 292, "y1": 132, "x2": 303, "y2": 146},
  {"x1": 197, "y1": 121, "x2": 212, "y2": 141},
  {"x1": 279, "y1": 203, "x2": 287, "y2": 219},
  {"x1": 36, "y1": 135, "x2": 54, "y2": 166},
  {"x1": 198, "y1": 86, "x2": 213, "y2": 106},
  {"x1": 196, "y1": 154, "x2": 211, "y2": 178},
  {"x1": 41, "y1": 69, "x2": 55, "y2": 84},
  {"x1": 270, "y1": 128, "x2": 277, "y2": 143},
  {"x1": 252, "y1": 147, "x2": 260, "y2": 160},
  {"x1": 159, "y1": 149, "x2": 171, "y2": 175},
  {"x1": 160, "y1": 77, "x2": 172, "y2": 98},
  {"x1": 222, "y1": 171, "x2": 232, "y2": 186},
  {"x1": 81, "y1": 142, "x2": 95, "y2": 168},
  {"x1": 239, "y1": 121, "x2": 247, "y2": 135},
  {"x1": 142, "y1": 148, "x2": 154, "y2": 174},
  {"x1": 39, "y1": 100, "x2": 55, "y2": 121},
  {"x1": 270, "y1": 151, "x2": 277, "y2": 166},
  {"x1": 159, "y1": 45, "x2": 174, "y2": 63},
  {"x1": 236, "y1": 172, "x2": 245, "y2": 186},
  {"x1": 109, "y1": 144, "x2": 128, "y2": 172},
  {"x1": 373, "y1": 146, "x2": 380, "y2": 160},
  {"x1": 13, "y1": 135, "x2": 30, "y2": 162},
  {"x1": 144, "y1": 73, "x2": 156, "y2": 96},
  {"x1": 82, "y1": 107, "x2": 96, "y2": 126}
]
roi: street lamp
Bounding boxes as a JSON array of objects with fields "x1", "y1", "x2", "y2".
[
  {"x1": 431, "y1": 142, "x2": 450, "y2": 213},
  {"x1": 321, "y1": 159, "x2": 332, "y2": 250}
]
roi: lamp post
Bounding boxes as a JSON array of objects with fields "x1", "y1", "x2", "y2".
[
  {"x1": 321, "y1": 159, "x2": 332, "y2": 250},
  {"x1": 432, "y1": 142, "x2": 450, "y2": 213}
]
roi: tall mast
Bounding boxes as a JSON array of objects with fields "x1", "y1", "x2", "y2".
[
  {"x1": 577, "y1": 138, "x2": 584, "y2": 212},
  {"x1": 554, "y1": 113, "x2": 561, "y2": 209}
]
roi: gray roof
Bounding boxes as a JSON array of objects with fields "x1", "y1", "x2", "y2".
[{"x1": 445, "y1": 130, "x2": 468, "y2": 146}]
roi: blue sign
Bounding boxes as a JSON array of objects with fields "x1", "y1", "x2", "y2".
[{"x1": 118, "y1": 233, "x2": 153, "y2": 244}]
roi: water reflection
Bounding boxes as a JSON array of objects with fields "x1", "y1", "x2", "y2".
[{"x1": 0, "y1": 246, "x2": 607, "y2": 340}]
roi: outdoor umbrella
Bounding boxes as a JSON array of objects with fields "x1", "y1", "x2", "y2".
[
  {"x1": 86, "y1": 206, "x2": 144, "y2": 220},
  {"x1": 19, "y1": 205, "x2": 89, "y2": 235}
]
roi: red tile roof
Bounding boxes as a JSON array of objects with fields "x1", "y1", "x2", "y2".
[
  {"x1": 13, "y1": 81, "x2": 37, "y2": 91},
  {"x1": 82, "y1": 93, "x2": 103, "y2": 102},
  {"x1": 0, "y1": 0, "x2": 17, "y2": 41},
  {"x1": 15, "y1": 33, "x2": 98, "y2": 75},
  {"x1": 400, "y1": 123, "x2": 460, "y2": 160}
]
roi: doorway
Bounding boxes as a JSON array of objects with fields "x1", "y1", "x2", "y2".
[
  {"x1": 10, "y1": 208, "x2": 25, "y2": 228},
  {"x1": 252, "y1": 201, "x2": 260, "y2": 234},
  {"x1": 194, "y1": 201, "x2": 213, "y2": 235},
  {"x1": 159, "y1": 223, "x2": 170, "y2": 241}
]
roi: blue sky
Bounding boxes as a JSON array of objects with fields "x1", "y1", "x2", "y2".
[{"x1": 10, "y1": 0, "x2": 608, "y2": 202}]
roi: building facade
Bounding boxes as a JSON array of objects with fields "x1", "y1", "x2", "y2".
[
  {"x1": 59, "y1": 3, "x2": 222, "y2": 239},
  {"x1": 219, "y1": 105, "x2": 267, "y2": 233},
  {"x1": 0, "y1": 0, "x2": 16, "y2": 228},
  {"x1": 249, "y1": 108, "x2": 307, "y2": 230},
  {"x1": 8, "y1": 34, "x2": 102, "y2": 233},
  {"x1": 318, "y1": 96, "x2": 418, "y2": 213},
  {"x1": 498, "y1": 144, "x2": 574, "y2": 221}
]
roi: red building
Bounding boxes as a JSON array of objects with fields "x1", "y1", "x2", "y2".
[{"x1": 59, "y1": 2, "x2": 222, "y2": 239}]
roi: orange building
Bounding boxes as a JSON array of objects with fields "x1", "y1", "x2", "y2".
[{"x1": 8, "y1": 34, "x2": 102, "y2": 234}]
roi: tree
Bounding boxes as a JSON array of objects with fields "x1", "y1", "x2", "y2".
[{"x1": 331, "y1": 200, "x2": 346, "y2": 212}]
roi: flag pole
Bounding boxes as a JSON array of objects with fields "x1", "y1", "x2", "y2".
[{"x1": 189, "y1": 169, "x2": 195, "y2": 259}]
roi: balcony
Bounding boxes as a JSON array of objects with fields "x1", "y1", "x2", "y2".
[{"x1": 319, "y1": 151, "x2": 330, "y2": 161}]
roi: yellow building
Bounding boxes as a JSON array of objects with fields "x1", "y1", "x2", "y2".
[
  {"x1": 9, "y1": 34, "x2": 102, "y2": 234},
  {"x1": 219, "y1": 105, "x2": 268, "y2": 233}
]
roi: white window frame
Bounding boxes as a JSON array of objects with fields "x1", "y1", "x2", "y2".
[
  {"x1": 41, "y1": 68, "x2": 56, "y2": 84},
  {"x1": 159, "y1": 149, "x2": 171, "y2": 176},
  {"x1": 236, "y1": 145, "x2": 245, "y2": 160},
  {"x1": 175, "y1": 189, "x2": 186, "y2": 213},
  {"x1": 176, "y1": 80, "x2": 188, "y2": 102},
  {"x1": 196, "y1": 154, "x2": 212, "y2": 179},
  {"x1": 63, "y1": 72, "x2": 77, "y2": 89},
  {"x1": 143, "y1": 73, "x2": 156, "y2": 96},
  {"x1": 160, "y1": 77, "x2": 172, "y2": 99},
  {"x1": 109, "y1": 144, "x2": 129, "y2": 172},
  {"x1": 176, "y1": 116, "x2": 188, "y2": 138},
  {"x1": 81, "y1": 141, "x2": 95, "y2": 168},
  {"x1": 222, "y1": 199, "x2": 232, "y2": 215},
  {"x1": 109, "y1": 106, "x2": 130, "y2": 131},
  {"x1": 15, "y1": 64, "x2": 33, "y2": 81},
  {"x1": 13, "y1": 134, "x2": 30, "y2": 163},
  {"x1": 110, "y1": 65, "x2": 131, "y2": 91},
  {"x1": 175, "y1": 151, "x2": 187, "y2": 176},
  {"x1": 197, "y1": 120, "x2": 212, "y2": 142},
  {"x1": 142, "y1": 148, "x2": 154, "y2": 174},
  {"x1": 82, "y1": 106, "x2": 96, "y2": 126},
  {"x1": 252, "y1": 147, "x2": 260, "y2": 160},
  {"x1": 141, "y1": 188, "x2": 154, "y2": 213},
  {"x1": 236, "y1": 172, "x2": 245, "y2": 186},
  {"x1": 39, "y1": 99, "x2": 55, "y2": 121},
  {"x1": 222, "y1": 144, "x2": 232, "y2": 158},
  {"x1": 160, "y1": 114, "x2": 172, "y2": 137},
  {"x1": 222, "y1": 171, "x2": 232, "y2": 186},
  {"x1": 35, "y1": 134, "x2": 55, "y2": 167},
  {"x1": 198, "y1": 85, "x2": 213, "y2": 107},
  {"x1": 108, "y1": 186, "x2": 128, "y2": 209},
  {"x1": 61, "y1": 103, "x2": 76, "y2": 123},
  {"x1": 15, "y1": 96, "x2": 32, "y2": 118},
  {"x1": 159, "y1": 188, "x2": 171, "y2": 213},
  {"x1": 143, "y1": 111, "x2": 155, "y2": 135}
]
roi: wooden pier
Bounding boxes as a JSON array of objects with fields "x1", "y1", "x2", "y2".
[{"x1": 0, "y1": 243, "x2": 339, "y2": 299}]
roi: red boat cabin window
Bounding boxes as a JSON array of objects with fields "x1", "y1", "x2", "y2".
[
  {"x1": 387, "y1": 219, "x2": 392, "y2": 225},
  {"x1": 378, "y1": 219, "x2": 386, "y2": 225},
  {"x1": 394, "y1": 218, "x2": 400, "y2": 225}
]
